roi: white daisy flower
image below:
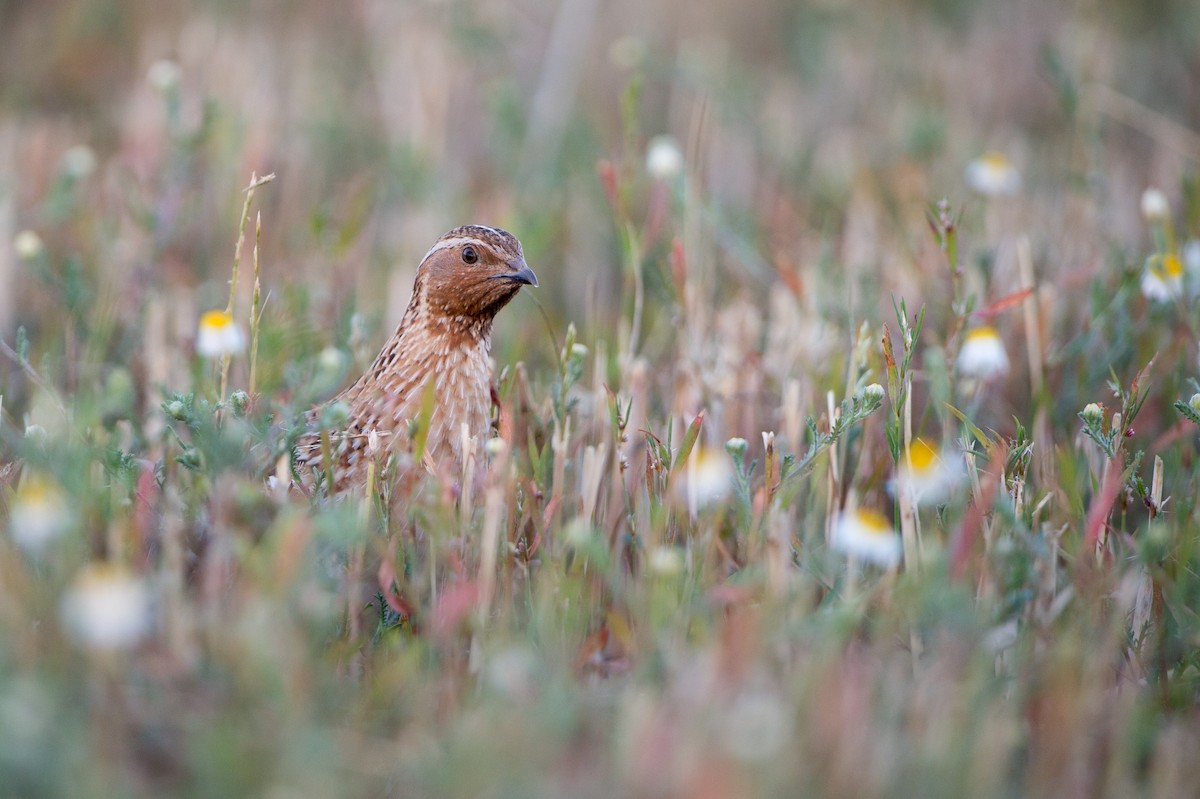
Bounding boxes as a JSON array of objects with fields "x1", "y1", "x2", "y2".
[
  {"x1": 647, "y1": 545, "x2": 684, "y2": 577},
  {"x1": 1140, "y1": 187, "x2": 1170, "y2": 222},
  {"x1": 60, "y1": 564, "x2": 151, "y2": 653},
  {"x1": 831, "y1": 508, "x2": 902, "y2": 567},
  {"x1": 646, "y1": 135, "x2": 684, "y2": 180},
  {"x1": 147, "y1": 59, "x2": 181, "y2": 92},
  {"x1": 893, "y1": 438, "x2": 962, "y2": 506},
  {"x1": 8, "y1": 473, "x2": 72, "y2": 554},
  {"x1": 1182, "y1": 240, "x2": 1200, "y2": 299},
  {"x1": 681, "y1": 446, "x2": 733, "y2": 509},
  {"x1": 196, "y1": 310, "x2": 245, "y2": 358},
  {"x1": 965, "y1": 151, "x2": 1020, "y2": 197},
  {"x1": 957, "y1": 326, "x2": 1009, "y2": 379},
  {"x1": 1141, "y1": 252, "x2": 1183, "y2": 303},
  {"x1": 13, "y1": 230, "x2": 44, "y2": 261}
]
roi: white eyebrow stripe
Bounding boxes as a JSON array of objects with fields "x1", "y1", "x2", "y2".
[{"x1": 420, "y1": 237, "x2": 479, "y2": 263}]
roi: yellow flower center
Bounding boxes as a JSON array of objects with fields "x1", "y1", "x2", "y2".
[
  {"x1": 980, "y1": 151, "x2": 1011, "y2": 170},
  {"x1": 17, "y1": 475, "x2": 59, "y2": 504},
  {"x1": 200, "y1": 310, "x2": 235, "y2": 331},
  {"x1": 854, "y1": 508, "x2": 893, "y2": 536},
  {"x1": 964, "y1": 326, "x2": 1000, "y2": 343},
  {"x1": 907, "y1": 438, "x2": 938, "y2": 472},
  {"x1": 1162, "y1": 253, "x2": 1182, "y2": 278}
]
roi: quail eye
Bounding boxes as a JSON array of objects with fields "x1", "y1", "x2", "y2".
[{"x1": 462, "y1": 246, "x2": 479, "y2": 265}]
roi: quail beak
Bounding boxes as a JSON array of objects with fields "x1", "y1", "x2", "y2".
[{"x1": 497, "y1": 257, "x2": 538, "y2": 288}]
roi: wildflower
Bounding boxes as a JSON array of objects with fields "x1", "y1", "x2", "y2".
[
  {"x1": 60, "y1": 145, "x2": 96, "y2": 180},
  {"x1": 195, "y1": 310, "x2": 245, "y2": 358},
  {"x1": 8, "y1": 473, "x2": 72, "y2": 554},
  {"x1": 1081, "y1": 402, "x2": 1104, "y2": 425},
  {"x1": 682, "y1": 446, "x2": 733, "y2": 508},
  {"x1": 1184, "y1": 240, "x2": 1200, "y2": 298},
  {"x1": 831, "y1": 508, "x2": 902, "y2": 567},
  {"x1": 893, "y1": 437, "x2": 961, "y2": 506},
  {"x1": 1184, "y1": 240, "x2": 1200, "y2": 274},
  {"x1": 147, "y1": 59, "x2": 181, "y2": 92},
  {"x1": 647, "y1": 545, "x2": 684, "y2": 576},
  {"x1": 1140, "y1": 252, "x2": 1183, "y2": 302},
  {"x1": 965, "y1": 151, "x2": 1020, "y2": 197},
  {"x1": 1140, "y1": 188, "x2": 1170, "y2": 222},
  {"x1": 646, "y1": 135, "x2": 684, "y2": 180},
  {"x1": 957, "y1": 326, "x2": 1009, "y2": 378},
  {"x1": 59, "y1": 564, "x2": 151, "y2": 653},
  {"x1": 228, "y1": 389, "x2": 250, "y2": 416},
  {"x1": 1190, "y1": 394, "x2": 1200, "y2": 414},
  {"x1": 13, "y1": 230, "x2": 44, "y2": 261},
  {"x1": 860, "y1": 382, "x2": 885, "y2": 405}
]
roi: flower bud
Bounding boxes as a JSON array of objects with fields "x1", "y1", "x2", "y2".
[
  {"x1": 228, "y1": 390, "x2": 250, "y2": 416},
  {"x1": 861, "y1": 383, "x2": 886, "y2": 404},
  {"x1": 13, "y1": 230, "x2": 44, "y2": 261},
  {"x1": 320, "y1": 401, "x2": 350, "y2": 429},
  {"x1": 1140, "y1": 188, "x2": 1170, "y2": 222}
]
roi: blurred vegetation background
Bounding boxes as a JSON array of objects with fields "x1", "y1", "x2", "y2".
[{"x1": 2, "y1": 0, "x2": 1200, "y2": 797}]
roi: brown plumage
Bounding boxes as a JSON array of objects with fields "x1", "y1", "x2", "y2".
[{"x1": 292, "y1": 225, "x2": 537, "y2": 495}]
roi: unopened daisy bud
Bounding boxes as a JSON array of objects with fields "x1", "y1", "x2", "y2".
[
  {"x1": 60, "y1": 564, "x2": 151, "y2": 653},
  {"x1": 147, "y1": 59, "x2": 181, "y2": 92},
  {"x1": 647, "y1": 545, "x2": 684, "y2": 577},
  {"x1": 9, "y1": 473, "x2": 72, "y2": 554},
  {"x1": 13, "y1": 230, "x2": 44, "y2": 261},
  {"x1": 485, "y1": 437, "x2": 507, "y2": 457},
  {"x1": 725, "y1": 437, "x2": 748, "y2": 460},
  {"x1": 570, "y1": 343, "x2": 589, "y2": 360},
  {"x1": 320, "y1": 400, "x2": 350, "y2": 430},
  {"x1": 1140, "y1": 187, "x2": 1170, "y2": 222},
  {"x1": 164, "y1": 399, "x2": 188, "y2": 421},
  {"x1": 957, "y1": 326, "x2": 1009, "y2": 379},
  {"x1": 832, "y1": 508, "x2": 902, "y2": 567},
  {"x1": 60, "y1": 145, "x2": 96, "y2": 180},
  {"x1": 1189, "y1": 394, "x2": 1200, "y2": 414},
  {"x1": 1081, "y1": 402, "x2": 1103, "y2": 425},
  {"x1": 228, "y1": 389, "x2": 250, "y2": 416},
  {"x1": 965, "y1": 151, "x2": 1020, "y2": 197},
  {"x1": 860, "y1": 383, "x2": 885, "y2": 405},
  {"x1": 196, "y1": 310, "x2": 245, "y2": 358},
  {"x1": 317, "y1": 346, "x2": 346, "y2": 373},
  {"x1": 177, "y1": 447, "x2": 201, "y2": 470},
  {"x1": 646, "y1": 135, "x2": 684, "y2": 180},
  {"x1": 563, "y1": 518, "x2": 596, "y2": 548}
]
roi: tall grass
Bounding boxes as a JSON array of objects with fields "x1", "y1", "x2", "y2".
[{"x1": 2, "y1": 1, "x2": 1200, "y2": 796}]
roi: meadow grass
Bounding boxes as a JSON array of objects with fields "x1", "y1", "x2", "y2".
[{"x1": 2, "y1": 1, "x2": 1200, "y2": 797}]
